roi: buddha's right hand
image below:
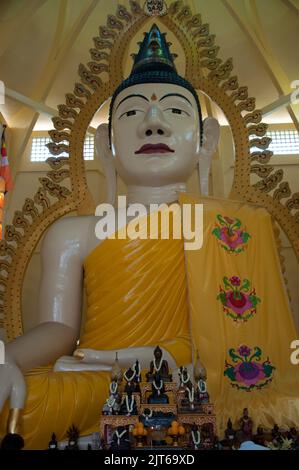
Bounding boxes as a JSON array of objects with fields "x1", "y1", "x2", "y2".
[{"x1": 0, "y1": 355, "x2": 26, "y2": 413}]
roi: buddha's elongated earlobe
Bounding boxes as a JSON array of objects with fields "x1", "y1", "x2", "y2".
[
  {"x1": 198, "y1": 117, "x2": 220, "y2": 196},
  {"x1": 95, "y1": 123, "x2": 117, "y2": 206}
]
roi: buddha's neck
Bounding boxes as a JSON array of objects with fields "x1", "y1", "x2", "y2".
[{"x1": 127, "y1": 183, "x2": 187, "y2": 206}]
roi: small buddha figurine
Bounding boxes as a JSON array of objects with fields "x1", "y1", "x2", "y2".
[
  {"x1": 200, "y1": 423, "x2": 214, "y2": 450},
  {"x1": 110, "y1": 426, "x2": 131, "y2": 451},
  {"x1": 132, "y1": 360, "x2": 141, "y2": 393},
  {"x1": 48, "y1": 433, "x2": 58, "y2": 450},
  {"x1": 239, "y1": 408, "x2": 253, "y2": 439},
  {"x1": 224, "y1": 419, "x2": 235, "y2": 446},
  {"x1": 102, "y1": 378, "x2": 121, "y2": 415},
  {"x1": 141, "y1": 407, "x2": 153, "y2": 425},
  {"x1": 119, "y1": 390, "x2": 138, "y2": 416},
  {"x1": 102, "y1": 394, "x2": 121, "y2": 415},
  {"x1": 196, "y1": 378, "x2": 210, "y2": 404},
  {"x1": 124, "y1": 367, "x2": 137, "y2": 394},
  {"x1": 179, "y1": 368, "x2": 200, "y2": 412},
  {"x1": 148, "y1": 374, "x2": 169, "y2": 404},
  {"x1": 133, "y1": 360, "x2": 141, "y2": 383},
  {"x1": 146, "y1": 346, "x2": 172, "y2": 382},
  {"x1": 109, "y1": 378, "x2": 119, "y2": 397}
]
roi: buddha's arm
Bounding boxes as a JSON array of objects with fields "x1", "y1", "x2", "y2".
[
  {"x1": 7, "y1": 217, "x2": 85, "y2": 371},
  {"x1": 0, "y1": 218, "x2": 85, "y2": 417}
]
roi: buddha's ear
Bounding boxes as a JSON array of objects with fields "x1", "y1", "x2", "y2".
[
  {"x1": 198, "y1": 117, "x2": 220, "y2": 196},
  {"x1": 95, "y1": 123, "x2": 117, "y2": 205}
]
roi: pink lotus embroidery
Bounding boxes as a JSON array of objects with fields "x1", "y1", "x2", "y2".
[
  {"x1": 217, "y1": 277, "x2": 261, "y2": 322},
  {"x1": 212, "y1": 215, "x2": 251, "y2": 254},
  {"x1": 224, "y1": 346, "x2": 275, "y2": 391}
]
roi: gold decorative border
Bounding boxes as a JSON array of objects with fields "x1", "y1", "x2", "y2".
[{"x1": 1, "y1": 0, "x2": 299, "y2": 339}]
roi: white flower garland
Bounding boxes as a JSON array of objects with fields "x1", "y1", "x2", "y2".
[
  {"x1": 115, "y1": 429, "x2": 126, "y2": 446},
  {"x1": 106, "y1": 396, "x2": 116, "y2": 409},
  {"x1": 153, "y1": 378, "x2": 163, "y2": 396},
  {"x1": 125, "y1": 394, "x2": 135, "y2": 414},
  {"x1": 110, "y1": 381, "x2": 118, "y2": 395},
  {"x1": 142, "y1": 409, "x2": 153, "y2": 419},
  {"x1": 198, "y1": 379, "x2": 207, "y2": 393},
  {"x1": 124, "y1": 369, "x2": 136, "y2": 383},
  {"x1": 191, "y1": 430, "x2": 201, "y2": 449},
  {"x1": 153, "y1": 356, "x2": 163, "y2": 372},
  {"x1": 181, "y1": 372, "x2": 190, "y2": 384},
  {"x1": 187, "y1": 386, "x2": 195, "y2": 404}
]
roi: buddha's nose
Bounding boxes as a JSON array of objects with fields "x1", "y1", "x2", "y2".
[{"x1": 137, "y1": 105, "x2": 171, "y2": 138}]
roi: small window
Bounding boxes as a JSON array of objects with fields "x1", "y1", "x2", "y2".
[
  {"x1": 83, "y1": 134, "x2": 95, "y2": 161},
  {"x1": 250, "y1": 129, "x2": 299, "y2": 155},
  {"x1": 266, "y1": 130, "x2": 299, "y2": 155},
  {"x1": 30, "y1": 135, "x2": 95, "y2": 162}
]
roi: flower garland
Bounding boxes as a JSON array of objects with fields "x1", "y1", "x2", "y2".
[
  {"x1": 142, "y1": 409, "x2": 153, "y2": 419},
  {"x1": 153, "y1": 356, "x2": 163, "y2": 372},
  {"x1": 187, "y1": 385, "x2": 195, "y2": 404},
  {"x1": 125, "y1": 394, "x2": 135, "y2": 415},
  {"x1": 181, "y1": 372, "x2": 190, "y2": 384},
  {"x1": 115, "y1": 429, "x2": 126, "y2": 446},
  {"x1": 124, "y1": 369, "x2": 136, "y2": 383},
  {"x1": 191, "y1": 430, "x2": 201, "y2": 449},
  {"x1": 198, "y1": 379, "x2": 207, "y2": 393},
  {"x1": 106, "y1": 396, "x2": 116, "y2": 408},
  {"x1": 110, "y1": 381, "x2": 118, "y2": 395},
  {"x1": 153, "y1": 378, "x2": 163, "y2": 396}
]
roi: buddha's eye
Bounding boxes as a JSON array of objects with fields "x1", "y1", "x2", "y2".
[
  {"x1": 172, "y1": 108, "x2": 182, "y2": 114},
  {"x1": 164, "y1": 107, "x2": 189, "y2": 116},
  {"x1": 119, "y1": 109, "x2": 143, "y2": 119}
]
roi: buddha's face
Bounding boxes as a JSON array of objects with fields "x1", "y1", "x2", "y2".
[{"x1": 111, "y1": 83, "x2": 201, "y2": 187}]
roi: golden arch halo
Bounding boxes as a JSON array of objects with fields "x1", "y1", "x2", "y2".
[{"x1": 1, "y1": 0, "x2": 299, "y2": 341}]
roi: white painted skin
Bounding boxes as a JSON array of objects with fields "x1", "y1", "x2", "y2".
[{"x1": 0, "y1": 83, "x2": 219, "y2": 412}]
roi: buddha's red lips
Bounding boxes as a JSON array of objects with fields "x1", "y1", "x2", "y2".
[{"x1": 135, "y1": 143, "x2": 174, "y2": 154}]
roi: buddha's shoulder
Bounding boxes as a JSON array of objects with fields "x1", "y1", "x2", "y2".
[{"x1": 45, "y1": 215, "x2": 99, "y2": 240}]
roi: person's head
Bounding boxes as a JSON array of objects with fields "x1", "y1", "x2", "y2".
[
  {"x1": 243, "y1": 408, "x2": 249, "y2": 417},
  {"x1": 96, "y1": 24, "x2": 219, "y2": 203},
  {"x1": 0, "y1": 433, "x2": 24, "y2": 450}
]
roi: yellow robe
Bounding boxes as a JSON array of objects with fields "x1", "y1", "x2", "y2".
[
  {"x1": 1, "y1": 196, "x2": 298, "y2": 448},
  {"x1": 0, "y1": 215, "x2": 191, "y2": 449},
  {"x1": 180, "y1": 193, "x2": 299, "y2": 434}
]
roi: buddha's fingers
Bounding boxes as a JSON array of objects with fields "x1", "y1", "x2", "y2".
[
  {"x1": 9, "y1": 365, "x2": 26, "y2": 409},
  {"x1": 73, "y1": 348, "x2": 103, "y2": 363},
  {"x1": 0, "y1": 361, "x2": 26, "y2": 412},
  {"x1": 54, "y1": 355, "x2": 111, "y2": 372},
  {"x1": 0, "y1": 367, "x2": 11, "y2": 411}
]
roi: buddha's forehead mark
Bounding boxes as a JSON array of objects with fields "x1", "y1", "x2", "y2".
[{"x1": 151, "y1": 93, "x2": 157, "y2": 101}]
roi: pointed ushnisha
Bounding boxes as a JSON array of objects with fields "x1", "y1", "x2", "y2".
[{"x1": 132, "y1": 23, "x2": 177, "y2": 73}]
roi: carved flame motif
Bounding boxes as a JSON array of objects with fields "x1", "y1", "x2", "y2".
[{"x1": 144, "y1": 0, "x2": 168, "y2": 17}]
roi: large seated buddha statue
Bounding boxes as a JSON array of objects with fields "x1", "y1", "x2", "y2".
[{"x1": 0, "y1": 23, "x2": 299, "y2": 449}]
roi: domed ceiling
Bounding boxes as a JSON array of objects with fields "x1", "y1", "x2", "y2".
[{"x1": 0, "y1": 0, "x2": 298, "y2": 132}]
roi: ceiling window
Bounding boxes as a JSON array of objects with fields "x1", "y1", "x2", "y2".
[
  {"x1": 250, "y1": 129, "x2": 299, "y2": 155},
  {"x1": 266, "y1": 130, "x2": 299, "y2": 155},
  {"x1": 30, "y1": 135, "x2": 95, "y2": 162}
]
